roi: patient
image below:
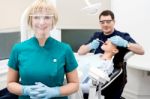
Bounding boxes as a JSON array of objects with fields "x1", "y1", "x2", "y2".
[{"x1": 80, "y1": 40, "x2": 119, "y2": 94}]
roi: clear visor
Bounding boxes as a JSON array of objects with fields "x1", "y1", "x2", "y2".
[{"x1": 29, "y1": 14, "x2": 54, "y2": 20}]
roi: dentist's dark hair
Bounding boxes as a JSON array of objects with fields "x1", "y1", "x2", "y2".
[{"x1": 99, "y1": 10, "x2": 115, "y2": 20}]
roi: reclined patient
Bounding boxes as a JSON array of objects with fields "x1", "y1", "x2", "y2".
[{"x1": 80, "y1": 40, "x2": 119, "y2": 94}]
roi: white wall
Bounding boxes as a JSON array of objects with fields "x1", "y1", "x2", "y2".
[
  {"x1": 56, "y1": 0, "x2": 111, "y2": 29},
  {"x1": 0, "y1": 0, "x2": 35, "y2": 30},
  {"x1": 111, "y1": 0, "x2": 150, "y2": 98},
  {"x1": 111, "y1": 0, "x2": 150, "y2": 66}
]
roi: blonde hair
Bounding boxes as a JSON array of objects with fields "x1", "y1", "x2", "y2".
[{"x1": 27, "y1": 0, "x2": 58, "y2": 29}]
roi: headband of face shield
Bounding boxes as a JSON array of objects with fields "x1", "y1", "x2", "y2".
[{"x1": 29, "y1": 14, "x2": 54, "y2": 20}]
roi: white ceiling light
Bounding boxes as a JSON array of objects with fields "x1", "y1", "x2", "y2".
[{"x1": 81, "y1": 0, "x2": 101, "y2": 15}]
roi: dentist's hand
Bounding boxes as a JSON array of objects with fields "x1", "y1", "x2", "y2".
[
  {"x1": 33, "y1": 82, "x2": 60, "y2": 99},
  {"x1": 108, "y1": 36, "x2": 128, "y2": 47},
  {"x1": 88, "y1": 39, "x2": 100, "y2": 50}
]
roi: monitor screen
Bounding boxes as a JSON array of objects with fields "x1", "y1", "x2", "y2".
[
  {"x1": 61, "y1": 29, "x2": 100, "y2": 52},
  {"x1": 0, "y1": 31, "x2": 20, "y2": 60}
]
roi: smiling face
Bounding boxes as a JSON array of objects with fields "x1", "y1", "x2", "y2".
[
  {"x1": 99, "y1": 15, "x2": 115, "y2": 35},
  {"x1": 27, "y1": 0, "x2": 58, "y2": 39},
  {"x1": 31, "y1": 11, "x2": 53, "y2": 39}
]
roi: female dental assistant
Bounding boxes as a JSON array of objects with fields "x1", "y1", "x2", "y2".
[{"x1": 7, "y1": 0, "x2": 79, "y2": 99}]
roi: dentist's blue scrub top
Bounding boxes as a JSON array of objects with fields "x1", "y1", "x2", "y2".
[{"x1": 8, "y1": 37, "x2": 78, "y2": 99}]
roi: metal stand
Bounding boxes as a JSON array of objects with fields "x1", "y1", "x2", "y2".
[{"x1": 88, "y1": 80, "x2": 103, "y2": 99}]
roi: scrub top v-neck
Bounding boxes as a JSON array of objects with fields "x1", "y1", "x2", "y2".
[{"x1": 8, "y1": 37, "x2": 78, "y2": 99}]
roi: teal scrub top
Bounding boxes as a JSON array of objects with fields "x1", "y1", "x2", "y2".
[{"x1": 8, "y1": 37, "x2": 78, "y2": 99}]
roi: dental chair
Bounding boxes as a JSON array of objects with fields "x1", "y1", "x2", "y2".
[{"x1": 75, "y1": 51, "x2": 134, "y2": 99}]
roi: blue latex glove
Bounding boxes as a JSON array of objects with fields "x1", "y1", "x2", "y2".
[
  {"x1": 32, "y1": 82, "x2": 60, "y2": 99},
  {"x1": 108, "y1": 36, "x2": 128, "y2": 47},
  {"x1": 88, "y1": 39, "x2": 100, "y2": 50},
  {"x1": 22, "y1": 85, "x2": 39, "y2": 97}
]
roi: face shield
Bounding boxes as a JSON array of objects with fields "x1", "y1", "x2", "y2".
[{"x1": 20, "y1": 7, "x2": 31, "y2": 42}]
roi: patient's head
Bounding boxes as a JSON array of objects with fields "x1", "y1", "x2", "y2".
[{"x1": 101, "y1": 40, "x2": 119, "y2": 55}]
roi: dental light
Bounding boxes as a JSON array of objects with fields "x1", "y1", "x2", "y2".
[{"x1": 81, "y1": 0, "x2": 101, "y2": 15}]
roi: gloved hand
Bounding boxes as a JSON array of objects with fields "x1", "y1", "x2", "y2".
[
  {"x1": 88, "y1": 39, "x2": 100, "y2": 50},
  {"x1": 22, "y1": 85, "x2": 39, "y2": 97},
  {"x1": 32, "y1": 82, "x2": 60, "y2": 99},
  {"x1": 108, "y1": 36, "x2": 128, "y2": 47}
]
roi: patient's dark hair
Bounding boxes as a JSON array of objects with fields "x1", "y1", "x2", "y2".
[
  {"x1": 113, "y1": 48, "x2": 129, "y2": 69},
  {"x1": 112, "y1": 48, "x2": 129, "y2": 85}
]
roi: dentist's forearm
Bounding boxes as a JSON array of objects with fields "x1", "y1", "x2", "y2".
[
  {"x1": 127, "y1": 43, "x2": 145, "y2": 55},
  {"x1": 77, "y1": 45, "x2": 91, "y2": 55}
]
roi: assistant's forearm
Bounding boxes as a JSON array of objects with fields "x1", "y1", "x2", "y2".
[
  {"x1": 60, "y1": 82, "x2": 79, "y2": 96},
  {"x1": 7, "y1": 82, "x2": 22, "y2": 96}
]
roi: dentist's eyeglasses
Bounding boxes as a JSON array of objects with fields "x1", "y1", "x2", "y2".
[
  {"x1": 99, "y1": 20, "x2": 113, "y2": 24},
  {"x1": 30, "y1": 15, "x2": 54, "y2": 20}
]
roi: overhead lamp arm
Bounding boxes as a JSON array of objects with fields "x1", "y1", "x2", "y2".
[{"x1": 82, "y1": 0, "x2": 101, "y2": 15}]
